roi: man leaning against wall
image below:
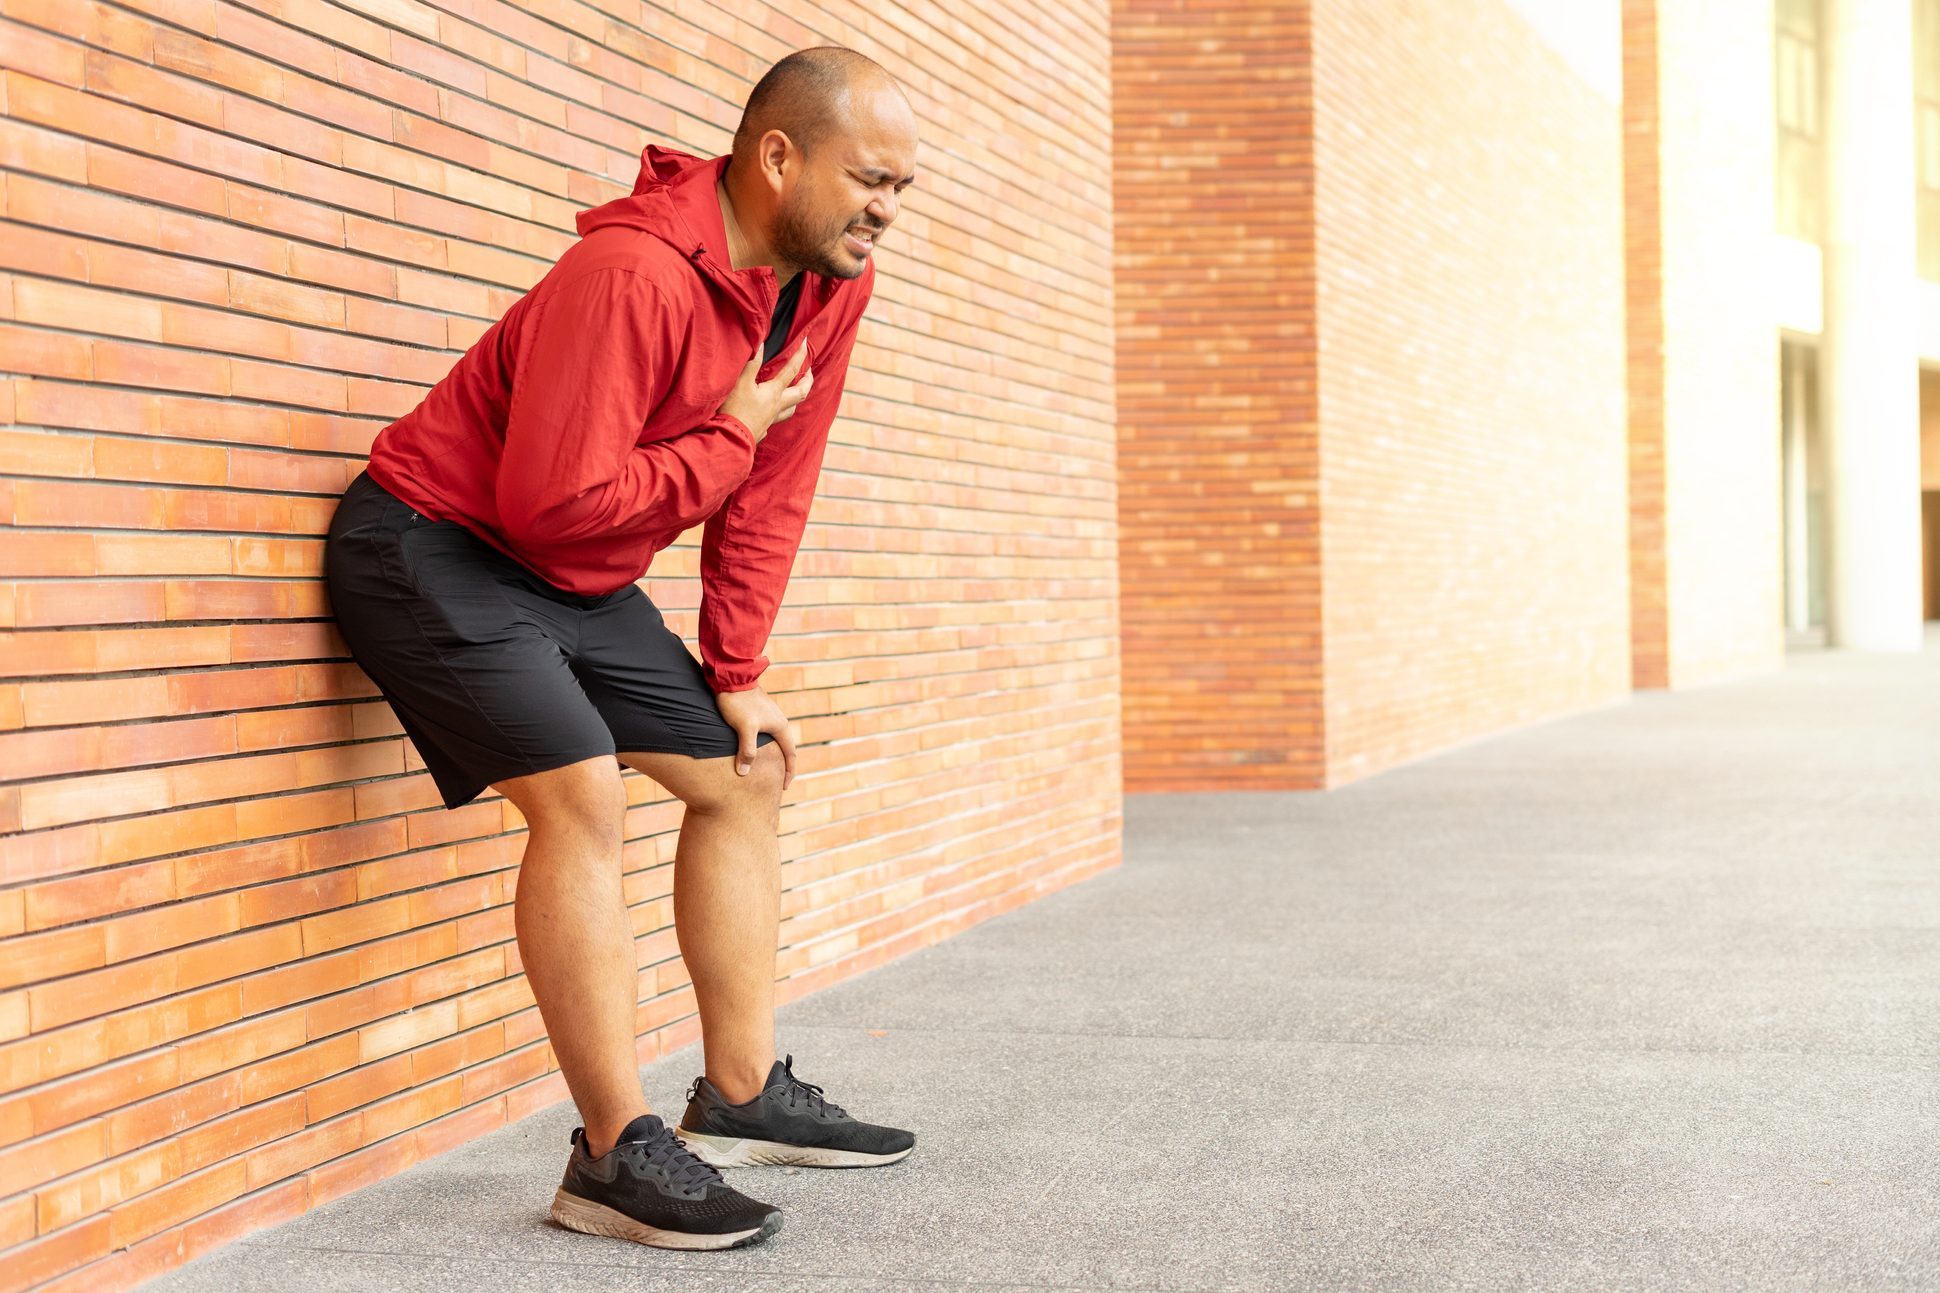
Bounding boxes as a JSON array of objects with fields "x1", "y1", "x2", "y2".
[{"x1": 321, "y1": 46, "x2": 921, "y2": 1252}]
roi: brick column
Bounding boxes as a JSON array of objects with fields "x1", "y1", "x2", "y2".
[{"x1": 1112, "y1": 0, "x2": 1323, "y2": 791}]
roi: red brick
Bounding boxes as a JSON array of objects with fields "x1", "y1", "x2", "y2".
[
  {"x1": 410, "y1": 1092, "x2": 504, "y2": 1160},
  {"x1": 25, "y1": 859, "x2": 175, "y2": 930},
  {"x1": 0, "y1": 923, "x2": 105, "y2": 990},
  {"x1": 91, "y1": 340, "x2": 229, "y2": 395},
  {"x1": 0, "y1": 115, "x2": 88, "y2": 182},
  {"x1": 28, "y1": 955, "x2": 180, "y2": 1031},
  {"x1": 101, "y1": 893, "x2": 240, "y2": 961},
  {"x1": 175, "y1": 1175, "x2": 307, "y2": 1262},
  {"x1": 0, "y1": 223, "x2": 88, "y2": 280},
  {"x1": 25, "y1": 1049, "x2": 179, "y2": 1138},
  {"x1": 175, "y1": 1095, "x2": 305, "y2": 1174},
  {"x1": 90, "y1": 240, "x2": 229, "y2": 305},
  {"x1": 0, "y1": 323, "x2": 91, "y2": 380},
  {"x1": 0, "y1": 1213, "x2": 111, "y2": 1292},
  {"x1": 240, "y1": 1115, "x2": 362, "y2": 1190},
  {"x1": 224, "y1": 181, "x2": 344, "y2": 246},
  {"x1": 233, "y1": 1030, "x2": 356, "y2": 1104},
  {"x1": 87, "y1": 144, "x2": 225, "y2": 213},
  {"x1": 14, "y1": 579, "x2": 168, "y2": 629},
  {"x1": 107, "y1": 1157, "x2": 247, "y2": 1248},
  {"x1": 305, "y1": 1131, "x2": 415, "y2": 1208},
  {"x1": 35, "y1": 1138, "x2": 177, "y2": 1232},
  {"x1": 0, "y1": 1194, "x2": 32, "y2": 1249},
  {"x1": 176, "y1": 924, "x2": 302, "y2": 992},
  {"x1": 81, "y1": 46, "x2": 222, "y2": 129},
  {"x1": 210, "y1": 4, "x2": 337, "y2": 81},
  {"x1": 0, "y1": 1120, "x2": 109, "y2": 1198},
  {"x1": 106, "y1": 1072, "x2": 242, "y2": 1156},
  {"x1": 0, "y1": 16, "x2": 87, "y2": 85}
]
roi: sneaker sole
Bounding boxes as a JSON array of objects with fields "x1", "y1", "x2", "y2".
[
  {"x1": 673, "y1": 1128, "x2": 913, "y2": 1169},
  {"x1": 549, "y1": 1188, "x2": 781, "y2": 1250}
]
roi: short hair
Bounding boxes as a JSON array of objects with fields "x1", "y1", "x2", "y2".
[{"x1": 730, "y1": 46, "x2": 897, "y2": 168}]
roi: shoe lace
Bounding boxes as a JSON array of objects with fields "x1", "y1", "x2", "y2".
[
  {"x1": 629, "y1": 1128, "x2": 723, "y2": 1193},
  {"x1": 778, "y1": 1053, "x2": 847, "y2": 1117}
]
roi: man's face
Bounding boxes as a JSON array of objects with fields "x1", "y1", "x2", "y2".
[{"x1": 770, "y1": 85, "x2": 919, "y2": 281}]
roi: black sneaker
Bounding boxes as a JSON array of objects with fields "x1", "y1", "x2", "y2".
[
  {"x1": 674, "y1": 1053, "x2": 916, "y2": 1169},
  {"x1": 549, "y1": 1112, "x2": 782, "y2": 1250}
]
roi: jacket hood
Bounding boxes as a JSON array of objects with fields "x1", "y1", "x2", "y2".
[
  {"x1": 574, "y1": 143, "x2": 717, "y2": 240},
  {"x1": 574, "y1": 144, "x2": 784, "y2": 319}
]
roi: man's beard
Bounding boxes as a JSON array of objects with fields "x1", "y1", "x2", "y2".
[{"x1": 771, "y1": 196, "x2": 872, "y2": 281}]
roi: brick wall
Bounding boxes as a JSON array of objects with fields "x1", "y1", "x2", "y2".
[
  {"x1": 1112, "y1": 0, "x2": 1322, "y2": 792},
  {"x1": 1624, "y1": 0, "x2": 1669, "y2": 687},
  {"x1": 1626, "y1": 0, "x2": 1783, "y2": 686},
  {"x1": 1313, "y1": 0, "x2": 1632, "y2": 784},
  {"x1": 1114, "y1": 0, "x2": 1634, "y2": 793},
  {"x1": 0, "y1": 2, "x2": 1120, "y2": 1287}
]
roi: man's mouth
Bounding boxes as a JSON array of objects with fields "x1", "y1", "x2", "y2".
[{"x1": 844, "y1": 226, "x2": 880, "y2": 254}]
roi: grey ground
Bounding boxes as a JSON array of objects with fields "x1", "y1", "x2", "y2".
[{"x1": 145, "y1": 631, "x2": 1940, "y2": 1292}]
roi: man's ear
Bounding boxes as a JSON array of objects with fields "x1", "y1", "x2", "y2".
[{"x1": 758, "y1": 129, "x2": 796, "y2": 195}]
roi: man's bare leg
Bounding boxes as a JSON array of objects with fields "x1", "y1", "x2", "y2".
[
  {"x1": 493, "y1": 745, "x2": 786, "y2": 1159},
  {"x1": 619, "y1": 743, "x2": 788, "y2": 1107},
  {"x1": 494, "y1": 755, "x2": 648, "y2": 1159}
]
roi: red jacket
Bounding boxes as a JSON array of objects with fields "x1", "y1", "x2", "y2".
[{"x1": 362, "y1": 145, "x2": 873, "y2": 693}]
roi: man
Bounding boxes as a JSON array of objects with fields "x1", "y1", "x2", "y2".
[{"x1": 322, "y1": 47, "x2": 920, "y2": 1252}]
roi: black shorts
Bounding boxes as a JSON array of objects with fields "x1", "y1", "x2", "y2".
[{"x1": 323, "y1": 469, "x2": 772, "y2": 810}]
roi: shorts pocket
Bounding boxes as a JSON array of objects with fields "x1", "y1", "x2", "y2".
[{"x1": 396, "y1": 522, "x2": 529, "y2": 647}]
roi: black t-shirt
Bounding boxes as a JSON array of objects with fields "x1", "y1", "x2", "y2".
[{"x1": 763, "y1": 272, "x2": 805, "y2": 364}]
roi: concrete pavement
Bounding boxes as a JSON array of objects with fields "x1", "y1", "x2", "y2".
[{"x1": 145, "y1": 630, "x2": 1940, "y2": 1291}]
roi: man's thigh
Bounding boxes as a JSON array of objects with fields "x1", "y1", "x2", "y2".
[
  {"x1": 566, "y1": 585, "x2": 777, "y2": 766},
  {"x1": 617, "y1": 743, "x2": 787, "y2": 817},
  {"x1": 325, "y1": 473, "x2": 619, "y2": 811}
]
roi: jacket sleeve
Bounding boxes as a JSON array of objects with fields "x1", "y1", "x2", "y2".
[
  {"x1": 496, "y1": 267, "x2": 757, "y2": 548},
  {"x1": 698, "y1": 278, "x2": 871, "y2": 694}
]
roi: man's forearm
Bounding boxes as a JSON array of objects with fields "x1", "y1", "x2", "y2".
[{"x1": 498, "y1": 414, "x2": 757, "y2": 549}]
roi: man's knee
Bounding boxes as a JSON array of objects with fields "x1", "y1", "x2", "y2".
[
  {"x1": 690, "y1": 741, "x2": 786, "y2": 817},
  {"x1": 495, "y1": 754, "x2": 627, "y2": 851},
  {"x1": 615, "y1": 741, "x2": 786, "y2": 817}
]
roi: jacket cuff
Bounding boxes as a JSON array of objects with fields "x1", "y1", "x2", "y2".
[
  {"x1": 711, "y1": 411, "x2": 757, "y2": 456},
  {"x1": 704, "y1": 668, "x2": 764, "y2": 695}
]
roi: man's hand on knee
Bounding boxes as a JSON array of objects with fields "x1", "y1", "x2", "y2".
[{"x1": 713, "y1": 684, "x2": 797, "y2": 790}]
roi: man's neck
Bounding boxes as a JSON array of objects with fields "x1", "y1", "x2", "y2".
[{"x1": 717, "y1": 176, "x2": 801, "y2": 289}]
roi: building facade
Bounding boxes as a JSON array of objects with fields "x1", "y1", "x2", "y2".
[{"x1": 1117, "y1": 0, "x2": 1940, "y2": 792}]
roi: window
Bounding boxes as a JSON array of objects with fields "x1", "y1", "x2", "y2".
[{"x1": 1775, "y1": 0, "x2": 1822, "y2": 243}]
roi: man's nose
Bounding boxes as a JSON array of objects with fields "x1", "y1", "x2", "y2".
[{"x1": 867, "y1": 191, "x2": 898, "y2": 227}]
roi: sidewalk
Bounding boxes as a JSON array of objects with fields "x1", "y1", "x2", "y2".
[{"x1": 146, "y1": 632, "x2": 1940, "y2": 1291}]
